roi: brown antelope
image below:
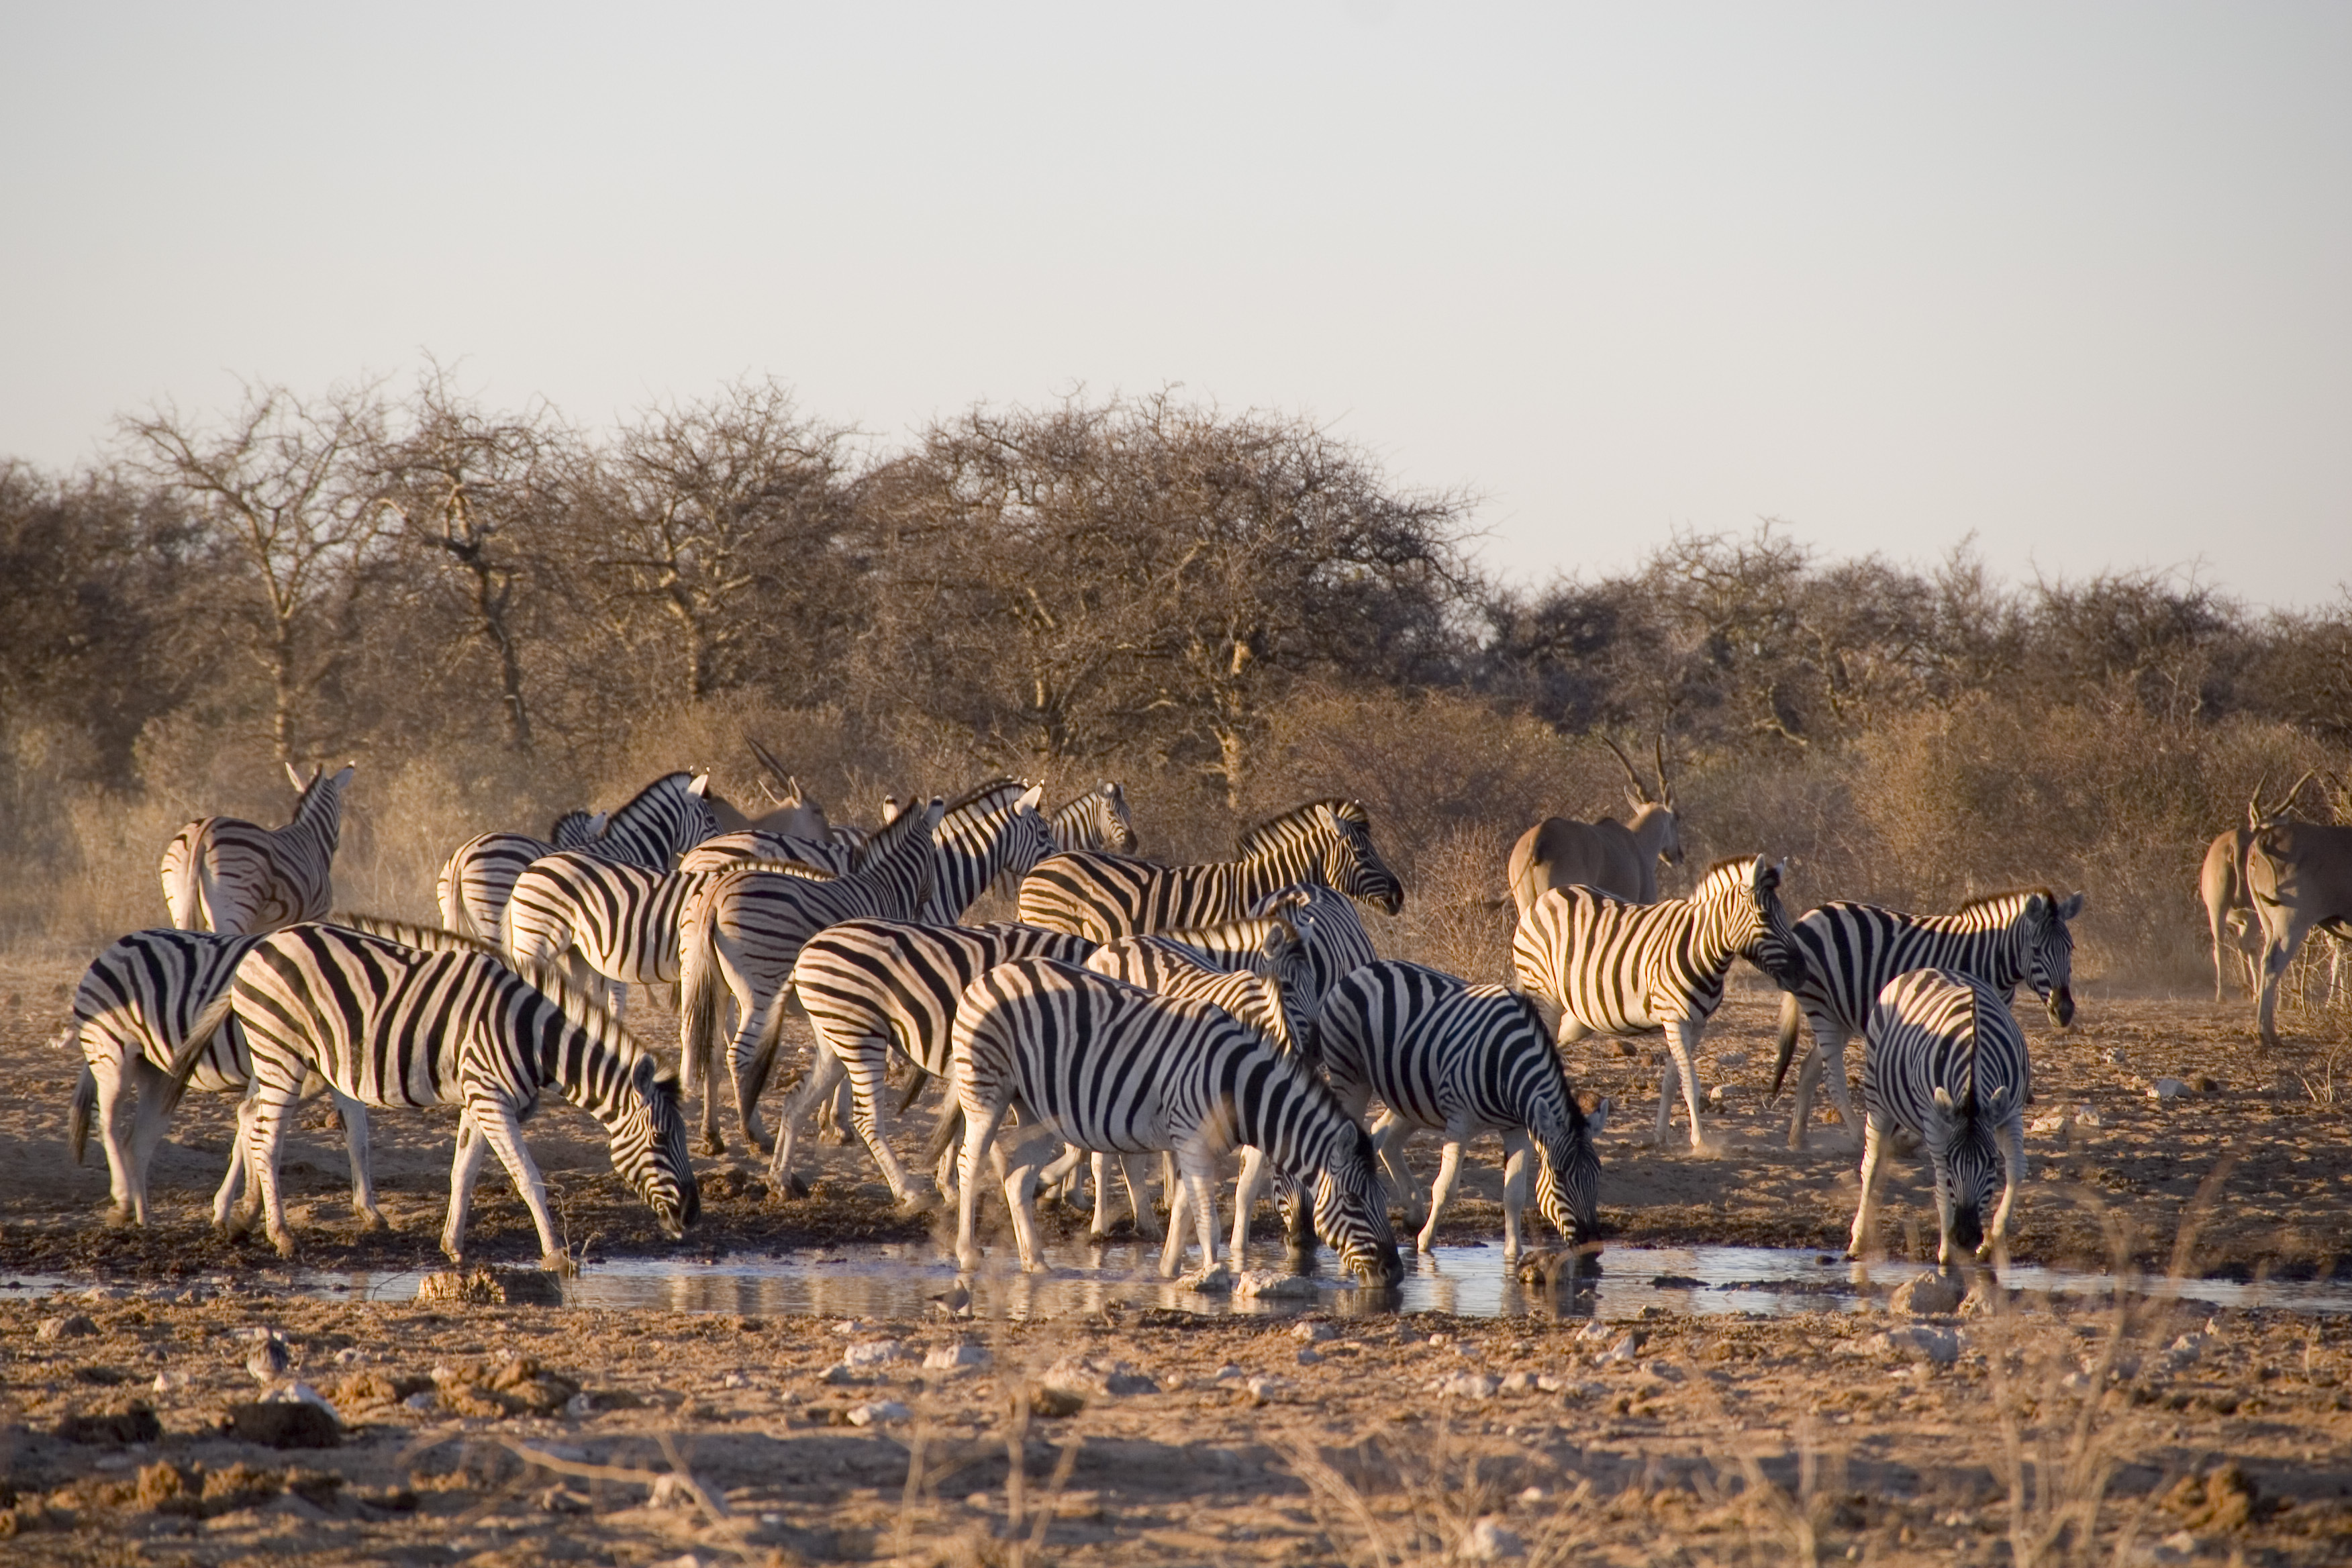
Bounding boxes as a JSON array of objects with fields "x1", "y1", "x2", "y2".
[
  {"x1": 701, "y1": 735, "x2": 833, "y2": 841},
  {"x1": 1506, "y1": 734, "x2": 1683, "y2": 916},
  {"x1": 2202, "y1": 771, "x2": 2321, "y2": 1002},
  {"x1": 2246, "y1": 814, "x2": 2352, "y2": 1047}
]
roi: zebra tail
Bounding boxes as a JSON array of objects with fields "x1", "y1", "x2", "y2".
[
  {"x1": 164, "y1": 837, "x2": 207, "y2": 932},
  {"x1": 895, "y1": 1065, "x2": 930, "y2": 1117},
  {"x1": 434, "y1": 854, "x2": 469, "y2": 939},
  {"x1": 158, "y1": 990, "x2": 237, "y2": 1118},
  {"x1": 676, "y1": 901, "x2": 723, "y2": 1103},
  {"x1": 69, "y1": 1062, "x2": 95, "y2": 1165},
  {"x1": 1769, "y1": 991, "x2": 1803, "y2": 1100}
]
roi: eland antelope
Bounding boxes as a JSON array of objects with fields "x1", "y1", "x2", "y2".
[
  {"x1": 1506, "y1": 734, "x2": 1683, "y2": 916},
  {"x1": 2202, "y1": 771, "x2": 2324, "y2": 1002},
  {"x1": 2246, "y1": 814, "x2": 2352, "y2": 1047}
]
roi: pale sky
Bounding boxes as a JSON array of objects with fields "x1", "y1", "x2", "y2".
[{"x1": 4, "y1": 3, "x2": 2347, "y2": 609}]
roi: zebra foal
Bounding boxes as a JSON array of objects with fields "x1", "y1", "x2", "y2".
[
  {"x1": 164, "y1": 922, "x2": 697, "y2": 1267},
  {"x1": 160, "y1": 763, "x2": 354, "y2": 935},
  {"x1": 1316, "y1": 960, "x2": 1610, "y2": 1258},
  {"x1": 1767, "y1": 889, "x2": 2085, "y2": 1150},
  {"x1": 948, "y1": 959, "x2": 1402, "y2": 1284},
  {"x1": 1510, "y1": 855, "x2": 1804, "y2": 1152},
  {"x1": 1849, "y1": 968, "x2": 2030, "y2": 1265}
]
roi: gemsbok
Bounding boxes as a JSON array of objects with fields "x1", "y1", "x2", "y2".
[
  {"x1": 2202, "y1": 771, "x2": 2319, "y2": 1002},
  {"x1": 1506, "y1": 735, "x2": 1683, "y2": 916},
  {"x1": 2245, "y1": 814, "x2": 2352, "y2": 1046}
]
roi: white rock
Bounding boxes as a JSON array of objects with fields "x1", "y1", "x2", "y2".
[
  {"x1": 828, "y1": 1319, "x2": 873, "y2": 1336},
  {"x1": 2073, "y1": 1104, "x2": 2104, "y2": 1128},
  {"x1": 1460, "y1": 1518, "x2": 1526, "y2": 1560},
  {"x1": 1295, "y1": 1349, "x2": 1322, "y2": 1365},
  {"x1": 1888, "y1": 1271, "x2": 1964, "y2": 1317},
  {"x1": 1434, "y1": 1372, "x2": 1501, "y2": 1400},
  {"x1": 1244, "y1": 1375, "x2": 1283, "y2": 1404},
  {"x1": 847, "y1": 1400, "x2": 910, "y2": 1426},
  {"x1": 842, "y1": 1339, "x2": 907, "y2": 1368},
  {"x1": 1574, "y1": 1320, "x2": 1615, "y2": 1342},
  {"x1": 2163, "y1": 1332, "x2": 2207, "y2": 1369},
  {"x1": 1233, "y1": 1269, "x2": 1317, "y2": 1299},
  {"x1": 720, "y1": 1371, "x2": 754, "y2": 1389},
  {"x1": 2029, "y1": 1111, "x2": 2068, "y2": 1135},
  {"x1": 150, "y1": 1370, "x2": 192, "y2": 1394},
  {"x1": 1178, "y1": 1264, "x2": 1236, "y2": 1294},
  {"x1": 1498, "y1": 1371, "x2": 1540, "y2": 1394},
  {"x1": 1214, "y1": 1363, "x2": 1247, "y2": 1382},
  {"x1": 924, "y1": 1342, "x2": 990, "y2": 1372},
  {"x1": 403, "y1": 1390, "x2": 440, "y2": 1412},
  {"x1": 1875, "y1": 1326, "x2": 1960, "y2": 1365},
  {"x1": 1046, "y1": 1355, "x2": 1157, "y2": 1396},
  {"x1": 2148, "y1": 1077, "x2": 2190, "y2": 1101},
  {"x1": 1291, "y1": 1320, "x2": 1336, "y2": 1343},
  {"x1": 1597, "y1": 1335, "x2": 1643, "y2": 1365}
]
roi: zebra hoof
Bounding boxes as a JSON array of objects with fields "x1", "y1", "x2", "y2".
[
  {"x1": 356, "y1": 1210, "x2": 391, "y2": 1233},
  {"x1": 696, "y1": 1135, "x2": 726, "y2": 1159},
  {"x1": 782, "y1": 1171, "x2": 810, "y2": 1200},
  {"x1": 538, "y1": 1251, "x2": 579, "y2": 1277}
]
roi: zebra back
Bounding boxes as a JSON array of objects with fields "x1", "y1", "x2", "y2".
[
  {"x1": 159, "y1": 764, "x2": 354, "y2": 935},
  {"x1": 68, "y1": 930, "x2": 265, "y2": 1142},
  {"x1": 793, "y1": 918, "x2": 1101, "y2": 1078},
  {"x1": 590, "y1": 771, "x2": 718, "y2": 868},
  {"x1": 1050, "y1": 782, "x2": 1138, "y2": 854},
  {"x1": 550, "y1": 810, "x2": 607, "y2": 848},
  {"x1": 680, "y1": 830, "x2": 854, "y2": 877},
  {"x1": 1083, "y1": 917, "x2": 1314, "y2": 1054},
  {"x1": 920, "y1": 780, "x2": 1052, "y2": 924},
  {"x1": 1511, "y1": 855, "x2": 1801, "y2": 1038}
]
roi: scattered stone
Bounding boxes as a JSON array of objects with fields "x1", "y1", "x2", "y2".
[
  {"x1": 56, "y1": 1405, "x2": 161, "y2": 1445},
  {"x1": 150, "y1": 1370, "x2": 192, "y2": 1395},
  {"x1": 1434, "y1": 1373, "x2": 1500, "y2": 1400},
  {"x1": 2028, "y1": 1110, "x2": 2068, "y2": 1135},
  {"x1": 1598, "y1": 1334, "x2": 1645, "y2": 1366},
  {"x1": 1233, "y1": 1269, "x2": 1316, "y2": 1299},
  {"x1": 36, "y1": 1314, "x2": 99, "y2": 1342},
  {"x1": 221, "y1": 1400, "x2": 340, "y2": 1449},
  {"x1": 1295, "y1": 1348, "x2": 1322, "y2": 1365},
  {"x1": 1460, "y1": 1518, "x2": 1527, "y2": 1560},
  {"x1": 1706, "y1": 1083, "x2": 1745, "y2": 1106},
  {"x1": 1499, "y1": 1371, "x2": 1540, "y2": 1394},
  {"x1": 846, "y1": 1400, "x2": 909, "y2": 1426},
  {"x1": 415, "y1": 1267, "x2": 565, "y2": 1306},
  {"x1": 1291, "y1": 1320, "x2": 1336, "y2": 1343},
  {"x1": 841, "y1": 1339, "x2": 908, "y2": 1369},
  {"x1": 2073, "y1": 1104, "x2": 2104, "y2": 1129},
  {"x1": 1177, "y1": 1264, "x2": 1235, "y2": 1294},
  {"x1": 2164, "y1": 1332, "x2": 2209, "y2": 1369},
  {"x1": 923, "y1": 1342, "x2": 990, "y2": 1372},
  {"x1": 1046, "y1": 1355, "x2": 1158, "y2": 1397},
  {"x1": 1888, "y1": 1271, "x2": 1964, "y2": 1317},
  {"x1": 2147, "y1": 1077, "x2": 2191, "y2": 1101},
  {"x1": 1717, "y1": 1052, "x2": 1749, "y2": 1070},
  {"x1": 1244, "y1": 1375, "x2": 1283, "y2": 1406},
  {"x1": 332, "y1": 1347, "x2": 371, "y2": 1367},
  {"x1": 1874, "y1": 1326, "x2": 1961, "y2": 1366},
  {"x1": 1027, "y1": 1385, "x2": 1086, "y2": 1418},
  {"x1": 1574, "y1": 1320, "x2": 1616, "y2": 1342}
]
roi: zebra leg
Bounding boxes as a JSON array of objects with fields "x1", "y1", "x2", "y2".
[
  {"x1": 1181, "y1": 1148, "x2": 1222, "y2": 1275},
  {"x1": 1160, "y1": 1178, "x2": 1194, "y2": 1277},
  {"x1": 842, "y1": 1046, "x2": 929, "y2": 1208},
  {"x1": 1985, "y1": 1116, "x2": 2027, "y2": 1264},
  {"x1": 771, "y1": 1044, "x2": 846, "y2": 1197},
  {"x1": 954, "y1": 1092, "x2": 1011, "y2": 1273},
  {"x1": 1366, "y1": 1109, "x2": 1424, "y2": 1230},
  {"x1": 242, "y1": 1088, "x2": 301, "y2": 1259},
  {"x1": 1123, "y1": 1155, "x2": 1165, "y2": 1241},
  {"x1": 1419, "y1": 1138, "x2": 1467, "y2": 1255},
  {"x1": 1500, "y1": 1130, "x2": 1533, "y2": 1260},
  {"x1": 1847, "y1": 1117, "x2": 1890, "y2": 1260},
  {"x1": 90, "y1": 1057, "x2": 141, "y2": 1222},
  {"x1": 442, "y1": 1110, "x2": 489, "y2": 1263},
  {"x1": 213, "y1": 1095, "x2": 254, "y2": 1234},
  {"x1": 125, "y1": 1057, "x2": 187, "y2": 1227},
  {"x1": 458, "y1": 1097, "x2": 569, "y2": 1271},
  {"x1": 1000, "y1": 1151, "x2": 1050, "y2": 1273},
  {"x1": 1230, "y1": 1146, "x2": 1270, "y2": 1260},
  {"x1": 1662, "y1": 1020, "x2": 1715, "y2": 1151},
  {"x1": 332, "y1": 1091, "x2": 385, "y2": 1229}
]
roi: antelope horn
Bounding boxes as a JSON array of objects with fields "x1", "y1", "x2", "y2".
[
  {"x1": 2273, "y1": 769, "x2": 2321, "y2": 818},
  {"x1": 1654, "y1": 732, "x2": 1674, "y2": 804},
  {"x1": 2247, "y1": 773, "x2": 2271, "y2": 829},
  {"x1": 745, "y1": 734, "x2": 794, "y2": 789},
  {"x1": 1602, "y1": 735, "x2": 1653, "y2": 803}
]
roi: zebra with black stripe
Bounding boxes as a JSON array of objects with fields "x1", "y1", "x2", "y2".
[
  {"x1": 679, "y1": 830, "x2": 854, "y2": 877},
  {"x1": 1316, "y1": 959, "x2": 1610, "y2": 1258},
  {"x1": 1098, "y1": 885, "x2": 1379, "y2": 1057},
  {"x1": 160, "y1": 764, "x2": 356, "y2": 935},
  {"x1": 948, "y1": 957, "x2": 1402, "y2": 1283},
  {"x1": 677, "y1": 797, "x2": 948, "y2": 1153},
  {"x1": 1049, "y1": 781, "x2": 1138, "y2": 854},
  {"x1": 1767, "y1": 888, "x2": 2087, "y2": 1150},
  {"x1": 778, "y1": 919, "x2": 1099, "y2": 1205},
  {"x1": 918, "y1": 779, "x2": 1059, "y2": 924},
  {"x1": 164, "y1": 922, "x2": 697, "y2": 1266},
  {"x1": 436, "y1": 771, "x2": 716, "y2": 942},
  {"x1": 1849, "y1": 968, "x2": 2030, "y2": 1265},
  {"x1": 1511, "y1": 855, "x2": 1805, "y2": 1151},
  {"x1": 1016, "y1": 798, "x2": 1403, "y2": 942}
]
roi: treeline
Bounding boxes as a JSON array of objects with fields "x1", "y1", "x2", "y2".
[{"x1": 3, "y1": 369, "x2": 2349, "y2": 985}]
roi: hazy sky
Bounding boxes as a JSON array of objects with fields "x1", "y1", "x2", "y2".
[{"x1": 4, "y1": 3, "x2": 2346, "y2": 608}]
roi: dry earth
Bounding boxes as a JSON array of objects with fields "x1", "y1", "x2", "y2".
[{"x1": 2, "y1": 953, "x2": 2349, "y2": 1565}]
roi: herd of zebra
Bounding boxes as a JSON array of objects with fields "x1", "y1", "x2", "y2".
[{"x1": 58, "y1": 751, "x2": 2091, "y2": 1290}]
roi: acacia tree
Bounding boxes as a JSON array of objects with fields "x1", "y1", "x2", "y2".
[{"x1": 123, "y1": 383, "x2": 391, "y2": 765}]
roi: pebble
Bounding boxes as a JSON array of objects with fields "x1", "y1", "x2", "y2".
[
  {"x1": 1875, "y1": 1326, "x2": 1961, "y2": 1365},
  {"x1": 1888, "y1": 1272, "x2": 1963, "y2": 1317},
  {"x1": 1596, "y1": 1335, "x2": 1643, "y2": 1365},
  {"x1": 1295, "y1": 1349, "x2": 1322, "y2": 1366},
  {"x1": 36, "y1": 1314, "x2": 99, "y2": 1340},
  {"x1": 1243, "y1": 1375, "x2": 1283, "y2": 1405},
  {"x1": 1291, "y1": 1320, "x2": 1336, "y2": 1343},
  {"x1": 2147, "y1": 1077, "x2": 2190, "y2": 1100},
  {"x1": 847, "y1": 1400, "x2": 910, "y2": 1426},
  {"x1": 923, "y1": 1342, "x2": 990, "y2": 1372},
  {"x1": 1460, "y1": 1518, "x2": 1526, "y2": 1560},
  {"x1": 841, "y1": 1339, "x2": 906, "y2": 1369},
  {"x1": 1177, "y1": 1264, "x2": 1236, "y2": 1295},
  {"x1": 2073, "y1": 1104, "x2": 2104, "y2": 1128},
  {"x1": 1233, "y1": 1269, "x2": 1316, "y2": 1299},
  {"x1": 1433, "y1": 1372, "x2": 1501, "y2": 1400},
  {"x1": 151, "y1": 1370, "x2": 192, "y2": 1394}
]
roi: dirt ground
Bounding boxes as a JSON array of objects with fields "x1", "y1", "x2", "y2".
[{"x1": 3, "y1": 954, "x2": 2350, "y2": 1564}]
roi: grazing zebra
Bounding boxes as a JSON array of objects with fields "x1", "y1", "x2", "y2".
[
  {"x1": 677, "y1": 797, "x2": 948, "y2": 1153},
  {"x1": 1050, "y1": 782, "x2": 1138, "y2": 854},
  {"x1": 1767, "y1": 889, "x2": 2086, "y2": 1150},
  {"x1": 918, "y1": 779, "x2": 1059, "y2": 924},
  {"x1": 947, "y1": 957, "x2": 1403, "y2": 1284},
  {"x1": 1315, "y1": 960, "x2": 1610, "y2": 1258},
  {"x1": 433, "y1": 809, "x2": 608, "y2": 940},
  {"x1": 436, "y1": 769, "x2": 717, "y2": 940},
  {"x1": 163, "y1": 922, "x2": 697, "y2": 1267},
  {"x1": 160, "y1": 764, "x2": 355, "y2": 935},
  {"x1": 1849, "y1": 968, "x2": 2030, "y2": 1265},
  {"x1": 1016, "y1": 798, "x2": 1404, "y2": 942},
  {"x1": 679, "y1": 830, "x2": 854, "y2": 877},
  {"x1": 778, "y1": 919, "x2": 1099, "y2": 1205},
  {"x1": 1510, "y1": 856, "x2": 1804, "y2": 1151}
]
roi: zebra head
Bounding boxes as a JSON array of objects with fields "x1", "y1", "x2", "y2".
[
  {"x1": 1312, "y1": 1120, "x2": 1403, "y2": 1286},
  {"x1": 550, "y1": 809, "x2": 608, "y2": 849},
  {"x1": 1325, "y1": 801, "x2": 1405, "y2": 916},
  {"x1": 1700, "y1": 856, "x2": 1806, "y2": 990},
  {"x1": 613, "y1": 1054, "x2": 700, "y2": 1238},
  {"x1": 1253, "y1": 916, "x2": 1323, "y2": 1058},
  {"x1": 1099, "y1": 782, "x2": 1138, "y2": 852},
  {"x1": 1536, "y1": 1093, "x2": 1611, "y2": 1245},
  {"x1": 2022, "y1": 891, "x2": 2086, "y2": 1028},
  {"x1": 1928, "y1": 1082, "x2": 2006, "y2": 1259}
]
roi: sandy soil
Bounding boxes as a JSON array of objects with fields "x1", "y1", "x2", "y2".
[{"x1": 3, "y1": 957, "x2": 2349, "y2": 1564}]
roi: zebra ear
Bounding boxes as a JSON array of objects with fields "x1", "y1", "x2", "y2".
[
  {"x1": 631, "y1": 1055, "x2": 658, "y2": 1096},
  {"x1": 1754, "y1": 857, "x2": 1783, "y2": 892},
  {"x1": 1018, "y1": 784, "x2": 1044, "y2": 814},
  {"x1": 687, "y1": 773, "x2": 712, "y2": 798},
  {"x1": 1985, "y1": 1083, "x2": 2010, "y2": 1110},
  {"x1": 285, "y1": 762, "x2": 306, "y2": 791},
  {"x1": 2057, "y1": 891, "x2": 2086, "y2": 921},
  {"x1": 330, "y1": 765, "x2": 355, "y2": 790},
  {"x1": 1932, "y1": 1085, "x2": 1957, "y2": 1115},
  {"x1": 1587, "y1": 1095, "x2": 1612, "y2": 1137}
]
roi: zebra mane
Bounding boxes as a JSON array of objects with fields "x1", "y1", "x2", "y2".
[
  {"x1": 1955, "y1": 886, "x2": 2059, "y2": 918},
  {"x1": 548, "y1": 808, "x2": 597, "y2": 842},
  {"x1": 515, "y1": 960, "x2": 662, "y2": 1075},
  {"x1": 330, "y1": 912, "x2": 505, "y2": 961},
  {"x1": 610, "y1": 770, "x2": 697, "y2": 820},
  {"x1": 1236, "y1": 798, "x2": 1363, "y2": 859},
  {"x1": 944, "y1": 777, "x2": 1028, "y2": 818}
]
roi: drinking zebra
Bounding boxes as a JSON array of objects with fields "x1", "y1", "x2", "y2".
[
  {"x1": 164, "y1": 922, "x2": 697, "y2": 1267},
  {"x1": 1015, "y1": 798, "x2": 1403, "y2": 942},
  {"x1": 1767, "y1": 888, "x2": 2086, "y2": 1150},
  {"x1": 948, "y1": 958, "x2": 1402, "y2": 1285},
  {"x1": 677, "y1": 797, "x2": 949, "y2": 1153},
  {"x1": 1848, "y1": 968, "x2": 2030, "y2": 1265},
  {"x1": 1315, "y1": 959, "x2": 1610, "y2": 1258},
  {"x1": 778, "y1": 918, "x2": 1099, "y2": 1205},
  {"x1": 1049, "y1": 782, "x2": 1138, "y2": 854},
  {"x1": 436, "y1": 770, "x2": 718, "y2": 941},
  {"x1": 1510, "y1": 855, "x2": 1804, "y2": 1151},
  {"x1": 160, "y1": 763, "x2": 355, "y2": 935}
]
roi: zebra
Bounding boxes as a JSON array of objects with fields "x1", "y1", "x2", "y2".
[
  {"x1": 677, "y1": 797, "x2": 948, "y2": 1153},
  {"x1": 1510, "y1": 855, "x2": 1805, "y2": 1151},
  {"x1": 433, "y1": 808, "x2": 609, "y2": 940},
  {"x1": 1015, "y1": 798, "x2": 1404, "y2": 942},
  {"x1": 946, "y1": 957, "x2": 1402, "y2": 1285},
  {"x1": 163, "y1": 922, "x2": 697, "y2": 1267},
  {"x1": 1848, "y1": 968, "x2": 2030, "y2": 1265},
  {"x1": 777, "y1": 919, "x2": 1099, "y2": 1205},
  {"x1": 160, "y1": 763, "x2": 356, "y2": 935},
  {"x1": 1049, "y1": 781, "x2": 1138, "y2": 854},
  {"x1": 1314, "y1": 959, "x2": 1610, "y2": 1258},
  {"x1": 918, "y1": 779, "x2": 1060, "y2": 924},
  {"x1": 1104, "y1": 884, "x2": 1380, "y2": 1056},
  {"x1": 679, "y1": 830, "x2": 854, "y2": 877},
  {"x1": 436, "y1": 770, "x2": 717, "y2": 940},
  {"x1": 1765, "y1": 889, "x2": 2086, "y2": 1150}
]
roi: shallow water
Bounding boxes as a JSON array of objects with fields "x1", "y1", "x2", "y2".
[{"x1": 13, "y1": 1239, "x2": 2348, "y2": 1322}]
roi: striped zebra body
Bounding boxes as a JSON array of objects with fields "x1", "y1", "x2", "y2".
[
  {"x1": 1316, "y1": 960, "x2": 1608, "y2": 1257},
  {"x1": 501, "y1": 852, "x2": 785, "y2": 1014},
  {"x1": 1850, "y1": 968, "x2": 2030, "y2": 1264},
  {"x1": 778, "y1": 919, "x2": 1098, "y2": 1204},
  {"x1": 160, "y1": 765, "x2": 354, "y2": 935},
  {"x1": 679, "y1": 830, "x2": 854, "y2": 877},
  {"x1": 1511, "y1": 855, "x2": 1804, "y2": 1150},
  {"x1": 1049, "y1": 782, "x2": 1138, "y2": 854},
  {"x1": 1110, "y1": 885, "x2": 1379, "y2": 1056},
  {"x1": 1016, "y1": 798, "x2": 1403, "y2": 942},
  {"x1": 1769, "y1": 889, "x2": 2086, "y2": 1149},
  {"x1": 166, "y1": 922, "x2": 697, "y2": 1265},
  {"x1": 434, "y1": 810, "x2": 609, "y2": 941},
  {"x1": 918, "y1": 780, "x2": 1057, "y2": 924},
  {"x1": 677, "y1": 798, "x2": 947, "y2": 1154},
  {"x1": 948, "y1": 958, "x2": 1402, "y2": 1283}
]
